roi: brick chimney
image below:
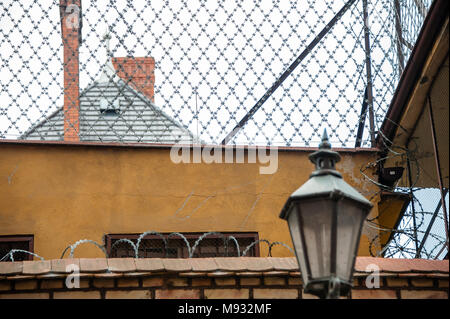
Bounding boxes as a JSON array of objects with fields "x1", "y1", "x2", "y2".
[
  {"x1": 60, "y1": 0, "x2": 81, "y2": 141},
  {"x1": 112, "y1": 57, "x2": 155, "y2": 102}
]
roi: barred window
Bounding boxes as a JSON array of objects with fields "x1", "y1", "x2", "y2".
[
  {"x1": 106, "y1": 232, "x2": 259, "y2": 258},
  {"x1": 0, "y1": 235, "x2": 34, "y2": 262}
]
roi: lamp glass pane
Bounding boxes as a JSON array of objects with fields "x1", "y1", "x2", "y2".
[
  {"x1": 336, "y1": 199, "x2": 368, "y2": 281},
  {"x1": 287, "y1": 205, "x2": 309, "y2": 286},
  {"x1": 297, "y1": 199, "x2": 333, "y2": 279}
]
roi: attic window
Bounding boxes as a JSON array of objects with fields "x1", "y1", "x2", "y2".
[{"x1": 100, "y1": 98, "x2": 120, "y2": 116}]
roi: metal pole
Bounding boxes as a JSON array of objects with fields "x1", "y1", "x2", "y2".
[
  {"x1": 355, "y1": 87, "x2": 368, "y2": 147},
  {"x1": 434, "y1": 240, "x2": 449, "y2": 260},
  {"x1": 427, "y1": 94, "x2": 449, "y2": 256},
  {"x1": 394, "y1": 0, "x2": 405, "y2": 74},
  {"x1": 407, "y1": 158, "x2": 420, "y2": 257},
  {"x1": 417, "y1": 188, "x2": 448, "y2": 256},
  {"x1": 363, "y1": 0, "x2": 376, "y2": 147},
  {"x1": 195, "y1": 92, "x2": 199, "y2": 143}
]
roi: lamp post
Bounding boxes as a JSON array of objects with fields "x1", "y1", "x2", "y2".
[{"x1": 279, "y1": 130, "x2": 373, "y2": 299}]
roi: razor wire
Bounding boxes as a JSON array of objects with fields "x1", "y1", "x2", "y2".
[
  {"x1": 0, "y1": 231, "x2": 295, "y2": 261},
  {"x1": 241, "y1": 239, "x2": 270, "y2": 257},
  {"x1": 109, "y1": 232, "x2": 295, "y2": 258},
  {"x1": 0, "y1": 249, "x2": 45, "y2": 262},
  {"x1": 358, "y1": 112, "x2": 449, "y2": 260},
  {"x1": 60, "y1": 239, "x2": 108, "y2": 259},
  {"x1": 167, "y1": 232, "x2": 193, "y2": 258},
  {"x1": 190, "y1": 231, "x2": 227, "y2": 258},
  {"x1": 110, "y1": 238, "x2": 138, "y2": 258},
  {"x1": 0, "y1": 0, "x2": 431, "y2": 147}
]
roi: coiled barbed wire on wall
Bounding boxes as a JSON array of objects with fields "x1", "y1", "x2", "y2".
[
  {"x1": 359, "y1": 116, "x2": 448, "y2": 259},
  {"x1": 0, "y1": 249, "x2": 45, "y2": 262},
  {"x1": 0, "y1": 231, "x2": 294, "y2": 262}
]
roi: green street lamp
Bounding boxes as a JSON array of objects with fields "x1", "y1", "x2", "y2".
[{"x1": 279, "y1": 130, "x2": 373, "y2": 299}]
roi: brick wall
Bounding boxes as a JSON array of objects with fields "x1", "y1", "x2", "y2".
[
  {"x1": 0, "y1": 257, "x2": 448, "y2": 299},
  {"x1": 112, "y1": 57, "x2": 155, "y2": 102},
  {"x1": 60, "y1": 0, "x2": 81, "y2": 142},
  {"x1": 0, "y1": 270, "x2": 448, "y2": 300}
]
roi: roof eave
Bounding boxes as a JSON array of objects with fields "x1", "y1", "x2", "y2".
[{"x1": 376, "y1": 0, "x2": 449, "y2": 150}]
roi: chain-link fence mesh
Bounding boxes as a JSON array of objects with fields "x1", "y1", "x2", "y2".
[
  {"x1": 2, "y1": 0, "x2": 445, "y2": 259},
  {"x1": 382, "y1": 188, "x2": 448, "y2": 259},
  {"x1": 0, "y1": 0, "x2": 432, "y2": 146}
]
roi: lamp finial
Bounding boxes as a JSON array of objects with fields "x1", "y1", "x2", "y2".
[
  {"x1": 319, "y1": 129, "x2": 331, "y2": 150},
  {"x1": 309, "y1": 128, "x2": 341, "y2": 177}
]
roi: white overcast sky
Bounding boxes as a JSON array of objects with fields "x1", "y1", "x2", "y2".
[{"x1": 0, "y1": 0, "x2": 428, "y2": 146}]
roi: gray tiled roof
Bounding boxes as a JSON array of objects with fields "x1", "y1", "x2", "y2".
[{"x1": 21, "y1": 78, "x2": 195, "y2": 144}]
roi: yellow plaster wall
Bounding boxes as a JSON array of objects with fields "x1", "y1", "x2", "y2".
[
  {"x1": 377, "y1": 194, "x2": 410, "y2": 248},
  {"x1": 0, "y1": 143, "x2": 380, "y2": 259}
]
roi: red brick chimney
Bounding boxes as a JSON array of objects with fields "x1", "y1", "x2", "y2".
[
  {"x1": 112, "y1": 57, "x2": 155, "y2": 102},
  {"x1": 60, "y1": 0, "x2": 81, "y2": 141}
]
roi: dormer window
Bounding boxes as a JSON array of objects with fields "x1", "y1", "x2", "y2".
[{"x1": 100, "y1": 98, "x2": 120, "y2": 116}]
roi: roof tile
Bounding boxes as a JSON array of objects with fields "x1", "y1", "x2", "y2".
[
  {"x1": 408, "y1": 259, "x2": 449, "y2": 273},
  {"x1": 354, "y1": 257, "x2": 393, "y2": 272},
  {"x1": 36, "y1": 273, "x2": 67, "y2": 279},
  {"x1": 135, "y1": 258, "x2": 165, "y2": 272},
  {"x1": 262, "y1": 271, "x2": 289, "y2": 276},
  {"x1": 51, "y1": 259, "x2": 80, "y2": 274},
  {"x1": 207, "y1": 271, "x2": 235, "y2": 277},
  {"x1": 243, "y1": 257, "x2": 273, "y2": 272},
  {"x1": 6, "y1": 275, "x2": 35, "y2": 280},
  {"x1": 214, "y1": 257, "x2": 246, "y2": 271},
  {"x1": 355, "y1": 257, "x2": 449, "y2": 273},
  {"x1": 0, "y1": 262, "x2": 23, "y2": 275},
  {"x1": 22, "y1": 260, "x2": 51, "y2": 275},
  {"x1": 107, "y1": 258, "x2": 136, "y2": 273},
  {"x1": 79, "y1": 258, "x2": 108, "y2": 273},
  {"x1": 398, "y1": 272, "x2": 449, "y2": 278},
  {"x1": 268, "y1": 257, "x2": 298, "y2": 271},
  {"x1": 162, "y1": 258, "x2": 192, "y2": 272},
  {"x1": 179, "y1": 272, "x2": 208, "y2": 277},
  {"x1": 0, "y1": 257, "x2": 448, "y2": 279},
  {"x1": 188, "y1": 258, "x2": 218, "y2": 272},
  {"x1": 23, "y1": 81, "x2": 194, "y2": 143},
  {"x1": 122, "y1": 272, "x2": 153, "y2": 277},
  {"x1": 236, "y1": 272, "x2": 263, "y2": 277}
]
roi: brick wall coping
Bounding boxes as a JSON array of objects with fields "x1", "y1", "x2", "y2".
[
  {"x1": 0, "y1": 257, "x2": 448, "y2": 280},
  {"x1": 0, "y1": 139, "x2": 380, "y2": 153}
]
